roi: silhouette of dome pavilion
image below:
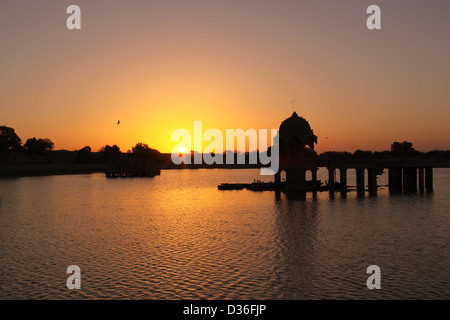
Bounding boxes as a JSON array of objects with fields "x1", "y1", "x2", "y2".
[
  {"x1": 275, "y1": 111, "x2": 318, "y2": 192},
  {"x1": 278, "y1": 112, "x2": 317, "y2": 165}
]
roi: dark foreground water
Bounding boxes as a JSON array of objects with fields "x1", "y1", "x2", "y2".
[{"x1": 0, "y1": 169, "x2": 449, "y2": 299}]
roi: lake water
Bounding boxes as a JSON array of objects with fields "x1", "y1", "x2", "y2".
[{"x1": 0, "y1": 168, "x2": 449, "y2": 299}]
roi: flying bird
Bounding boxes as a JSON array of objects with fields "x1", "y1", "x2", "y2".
[{"x1": 117, "y1": 120, "x2": 120, "y2": 125}]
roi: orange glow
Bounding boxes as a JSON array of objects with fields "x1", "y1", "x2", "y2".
[{"x1": 1, "y1": 2, "x2": 449, "y2": 154}]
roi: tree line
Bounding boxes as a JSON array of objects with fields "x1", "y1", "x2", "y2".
[
  {"x1": 100, "y1": 142, "x2": 163, "y2": 162},
  {"x1": 0, "y1": 125, "x2": 54, "y2": 153},
  {"x1": 2, "y1": 124, "x2": 449, "y2": 162},
  {"x1": 317, "y1": 141, "x2": 450, "y2": 160},
  {"x1": 0, "y1": 125, "x2": 163, "y2": 163}
]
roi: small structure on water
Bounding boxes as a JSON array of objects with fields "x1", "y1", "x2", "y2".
[
  {"x1": 105, "y1": 155, "x2": 160, "y2": 177},
  {"x1": 217, "y1": 180, "x2": 349, "y2": 192}
]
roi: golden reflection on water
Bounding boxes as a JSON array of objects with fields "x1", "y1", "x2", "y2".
[{"x1": 0, "y1": 169, "x2": 449, "y2": 299}]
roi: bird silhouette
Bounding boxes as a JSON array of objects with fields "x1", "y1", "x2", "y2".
[{"x1": 117, "y1": 120, "x2": 120, "y2": 125}]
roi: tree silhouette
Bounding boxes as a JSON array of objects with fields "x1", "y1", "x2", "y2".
[
  {"x1": 24, "y1": 137, "x2": 54, "y2": 154},
  {"x1": 353, "y1": 150, "x2": 373, "y2": 159},
  {"x1": 319, "y1": 151, "x2": 353, "y2": 160},
  {"x1": 0, "y1": 125, "x2": 22, "y2": 152},
  {"x1": 100, "y1": 144, "x2": 122, "y2": 159},
  {"x1": 75, "y1": 146, "x2": 92, "y2": 163},
  {"x1": 131, "y1": 142, "x2": 161, "y2": 161},
  {"x1": 391, "y1": 141, "x2": 417, "y2": 156}
]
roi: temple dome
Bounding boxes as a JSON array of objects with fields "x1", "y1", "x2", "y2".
[{"x1": 279, "y1": 112, "x2": 317, "y2": 149}]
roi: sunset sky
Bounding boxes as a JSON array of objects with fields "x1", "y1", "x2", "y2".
[{"x1": 1, "y1": 0, "x2": 449, "y2": 153}]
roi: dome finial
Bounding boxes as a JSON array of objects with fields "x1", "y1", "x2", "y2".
[{"x1": 292, "y1": 99, "x2": 296, "y2": 113}]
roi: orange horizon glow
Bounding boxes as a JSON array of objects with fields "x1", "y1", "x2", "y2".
[{"x1": 1, "y1": 1, "x2": 449, "y2": 154}]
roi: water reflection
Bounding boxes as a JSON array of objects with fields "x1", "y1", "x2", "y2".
[
  {"x1": 0, "y1": 169, "x2": 448, "y2": 299},
  {"x1": 271, "y1": 193, "x2": 319, "y2": 298}
]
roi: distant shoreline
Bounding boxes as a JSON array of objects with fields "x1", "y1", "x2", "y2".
[
  {"x1": 0, "y1": 164, "x2": 106, "y2": 178},
  {"x1": 0, "y1": 163, "x2": 263, "y2": 178},
  {"x1": 2, "y1": 163, "x2": 450, "y2": 179},
  {"x1": 2, "y1": 150, "x2": 450, "y2": 178}
]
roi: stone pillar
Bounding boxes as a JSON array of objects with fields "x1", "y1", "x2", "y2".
[
  {"x1": 298, "y1": 169, "x2": 306, "y2": 192},
  {"x1": 418, "y1": 167, "x2": 424, "y2": 192},
  {"x1": 425, "y1": 167, "x2": 433, "y2": 192},
  {"x1": 403, "y1": 167, "x2": 417, "y2": 193},
  {"x1": 328, "y1": 168, "x2": 335, "y2": 193},
  {"x1": 285, "y1": 169, "x2": 295, "y2": 191},
  {"x1": 274, "y1": 171, "x2": 281, "y2": 186},
  {"x1": 356, "y1": 168, "x2": 365, "y2": 196},
  {"x1": 409, "y1": 168, "x2": 418, "y2": 191},
  {"x1": 402, "y1": 168, "x2": 407, "y2": 192},
  {"x1": 339, "y1": 168, "x2": 347, "y2": 193},
  {"x1": 388, "y1": 168, "x2": 402, "y2": 193},
  {"x1": 286, "y1": 169, "x2": 306, "y2": 192},
  {"x1": 368, "y1": 168, "x2": 378, "y2": 196},
  {"x1": 311, "y1": 168, "x2": 318, "y2": 192}
]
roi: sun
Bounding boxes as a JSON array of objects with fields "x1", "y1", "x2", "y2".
[{"x1": 179, "y1": 147, "x2": 186, "y2": 154}]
